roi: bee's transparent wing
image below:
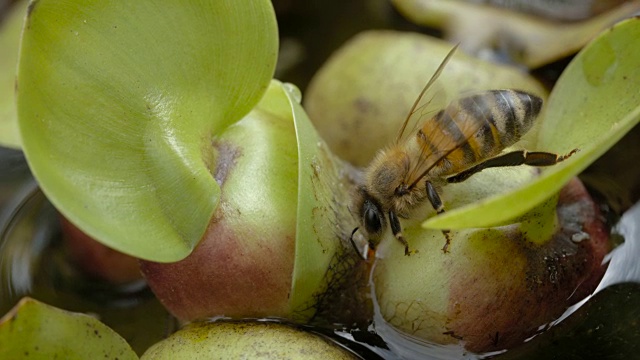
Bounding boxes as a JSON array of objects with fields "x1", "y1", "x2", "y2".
[{"x1": 395, "y1": 45, "x2": 458, "y2": 145}]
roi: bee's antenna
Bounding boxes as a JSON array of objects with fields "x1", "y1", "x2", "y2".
[{"x1": 395, "y1": 43, "x2": 459, "y2": 144}]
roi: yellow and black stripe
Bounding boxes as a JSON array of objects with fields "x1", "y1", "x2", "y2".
[{"x1": 416, "y1": 89, "x2": 542, "y2": 174}]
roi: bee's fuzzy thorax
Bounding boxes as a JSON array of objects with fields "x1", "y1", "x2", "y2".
[{"x1": 365, "y1": 146, "x2": 427, "y2": 216}]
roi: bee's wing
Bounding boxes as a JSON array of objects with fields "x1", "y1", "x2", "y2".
[
  {"x1": 395, "y1": 44, "x2": 458, "y2": 145},
  {"x1": 403, "y1": 104, "x2": 485, "y2": 190}
]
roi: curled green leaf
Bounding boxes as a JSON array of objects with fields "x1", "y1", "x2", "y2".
[
  {"x1": 140, "y1": 80, "x2": 360, "y2": 323},
  {"x1": 17, "y1": 0, "x2": 278, "y2": 261}
]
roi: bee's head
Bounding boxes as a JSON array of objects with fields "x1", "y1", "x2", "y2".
[{"x1": 353, "y1": 186, "x2": 387, "y2": 247}]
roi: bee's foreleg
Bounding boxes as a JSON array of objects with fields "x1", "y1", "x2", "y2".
[
  {"x1": 446, "y1": 149, "x2": 579, "y2": 183},
  {"x1": 389, "y1": 210, "x2": 416, "y2": 256},
  {"x1": 426, "y1": 181, "x2": 452, "y2": 253}
]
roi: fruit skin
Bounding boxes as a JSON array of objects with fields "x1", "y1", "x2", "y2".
[
  {"x1": 139, "y1": 216, "x2": 296, "y2": 321},
  {"x1": 61, "y1": 216, "x2": 142, "y2": 284},
  {"x1": 374, "y1": 177, "x2": 610, "y2": 353},
  {"x1": 141, "y1": 320, "x2": 359, "y2": 360}
]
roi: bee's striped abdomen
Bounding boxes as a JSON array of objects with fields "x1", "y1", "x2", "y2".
[
  {"x1": 476, "y1": 90, "x2": 542, "y2": 148},
  {"x1": 416, "y1": 89, "x2": 542, "y2": 174}
]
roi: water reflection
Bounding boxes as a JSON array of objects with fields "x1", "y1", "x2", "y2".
[
  {"x1": 0, "y1": 181, "x2": 52, "y2": 299},
  {"x1": 0, "y1": 147, "x2": 37, "y2": 303}
]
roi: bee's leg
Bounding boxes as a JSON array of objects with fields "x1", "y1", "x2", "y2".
[
  {"x1": 426, "y1": 180, "x2": 452, "y2": 253},
  {"x1": 389, "y1": 210, "x2": 415, "y2": 256},
  {"x1": 447, "y1": 149, "x2": 578, "y2": 183}
]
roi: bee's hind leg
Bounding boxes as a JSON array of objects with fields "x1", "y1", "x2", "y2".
[
  {"x1": 389, "y1": 210, "x2": 416, "y2": 256},
  {"x1": 426, "y1": 180, "x2": 452, "y2": 253},
  {"x1": 446, "y1": 149, "x2": 579, "y2": 184}
]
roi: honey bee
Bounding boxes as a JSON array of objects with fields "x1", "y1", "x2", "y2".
[{"x1": 351, "y1": 45, "x2": 577, "y2": 257}]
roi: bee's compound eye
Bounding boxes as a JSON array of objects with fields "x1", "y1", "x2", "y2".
[{"x1": 364, "y1": 204, "x2": 383, "y2": 234}]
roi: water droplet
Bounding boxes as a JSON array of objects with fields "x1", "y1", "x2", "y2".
[
  {"x1": 582, "y1": 39, "x2": 616, "y2": 87},
  {"x1": 571, "y1": 231, "x2": 590, "y2": 243},
  {"x1": 282, "y1": 83, "x2": 302, "y2": 104}
]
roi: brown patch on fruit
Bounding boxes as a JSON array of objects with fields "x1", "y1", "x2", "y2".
[
  {"x1": 212, "y1": 141, "x2": 241, "y2": 186},
  {"x1": 446, "y1": 178, "x2": 610, "y2": 353}
]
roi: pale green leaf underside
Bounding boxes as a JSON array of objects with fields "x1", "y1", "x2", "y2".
[
  {"x1": 286, "y1": 80, "x2": 345, "y2": 320},
  {"x1": 246, "y1": 80, "x2": 346, "y2": 321},
  {"x1": 425, "y1": 18, "x2": 640, "y2": 229},
  {"x1": 17, "y1": 1, "x2": 278, "y2": 261},
  {"x1": 0, "y1": 298, "x2": 138, "y2": 360},
  {"x1": 0, "y1": 0, "x2": 27, "y2": 149}
]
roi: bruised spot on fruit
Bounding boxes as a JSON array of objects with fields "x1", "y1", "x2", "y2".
[
  {"x1": 354, "y1": 97, "x2": 374, "y2": 114},
  {"x1": 348, "y1": 98, "x2": 377, "y2": 136},
  {"x1": 212, "y1": 141, "x2": 241, "y2": 187}
]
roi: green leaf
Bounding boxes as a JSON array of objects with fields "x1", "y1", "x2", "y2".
[
  {"x1": 284, "y1": 81, "x2": 353, "y2": 320},
  {"x1": 0, "y1": 0, "x2": 27, "y2": 149},
  {"x1": 0, "y1": 297, "x2": 138, "y2": 360},
  {"x1": 17, "y1": 0, "x2": 278, "y2": 261},
  {"x1": 245, "y1": 80, "x2": 353, "y2": 320},
  {"x1": 424, "y1": 18, "x2": 640, "y2": 229}
]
